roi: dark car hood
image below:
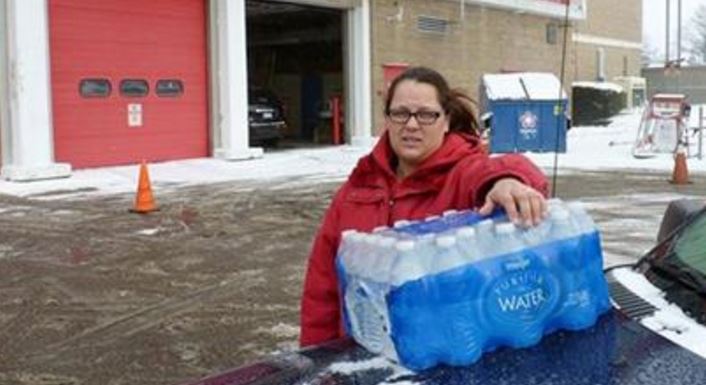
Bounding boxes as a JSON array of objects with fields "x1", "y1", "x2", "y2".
[{"x1": 183, "y1": 309, "x2": 706, "y2": 385}]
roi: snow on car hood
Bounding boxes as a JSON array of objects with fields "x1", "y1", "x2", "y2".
[{"x1": 611, "y1": 266, "x2": 706, "y2": 359}]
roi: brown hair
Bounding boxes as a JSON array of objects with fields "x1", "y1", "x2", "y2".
[{"x1": 384, "y1": 66, "x2": 480, "y2": 136}]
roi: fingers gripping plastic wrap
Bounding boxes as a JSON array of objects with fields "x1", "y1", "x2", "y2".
[{"x1": 335, "y1": 199, "x2": 611, "y2": 371}]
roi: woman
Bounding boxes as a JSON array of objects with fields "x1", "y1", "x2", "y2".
[{"x1": 300, "y1": 66, "x2": 548, "y2": 346}]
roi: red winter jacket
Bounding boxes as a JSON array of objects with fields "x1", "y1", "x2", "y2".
[{"x1": 299, "y1": 131, "x2": 548, "y2": 346}]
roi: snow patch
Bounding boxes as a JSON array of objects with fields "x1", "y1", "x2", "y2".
[
  {"x1": 483, "y1": 72, "x2": 567, "y2": 101},
  {"x1": 326, "y1": 356, "x2": 418, "y2": 384},
  {"x1": 136, "y1": 228, "x2": 161, "y2": 236},
  {"x1": 687, "y1": 104, "x2": 706, "y2": 129},
  {"x1": 521, "y1": 72, "x2": 568, "y2": 100},
  {"x1": 255, "y1": 322, "x2": 299, "y2": 339},
  {"x1": 527, "y1": 110, "x2": 706, "y2": 173},
  {"x1": 611, "y1": 267, "x2": 706, "y2": 359}
]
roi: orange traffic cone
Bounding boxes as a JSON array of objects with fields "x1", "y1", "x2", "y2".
[
  {"x1": 671, "y1": 151, "x2": 691, "y2": 185},
  {"x1": 130, "y1": 161, "x2": 158, "y2": 213}
]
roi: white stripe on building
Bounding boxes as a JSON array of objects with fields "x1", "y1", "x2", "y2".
[{"x1": 573, "y1": 33, "x2": 642, "y2": 50}]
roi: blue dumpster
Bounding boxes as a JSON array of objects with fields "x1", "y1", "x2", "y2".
[{"x1": 481, "y1": 73, "x2": 568, "y2": 153}]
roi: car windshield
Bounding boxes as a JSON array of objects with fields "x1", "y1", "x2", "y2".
[
  {"x1": 673, "y1": 212, "x2": 706, "y2": 275},
  {"x1": 641, "y1": 207, "x2": 706, "y2": 324}
]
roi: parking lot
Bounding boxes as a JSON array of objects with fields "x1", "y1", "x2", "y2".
[{"x1": 0, "y1": 169, "x2": 704, "y2": 385}]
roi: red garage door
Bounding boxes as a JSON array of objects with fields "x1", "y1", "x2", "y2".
[{"x1": 49, "y1": 0, "x2": 209, "y2": 168}]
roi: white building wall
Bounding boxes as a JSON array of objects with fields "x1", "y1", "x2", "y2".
[
  {"x1": 0, "y1": 0, "x2": 9, "y2": 162},
  {"x1": 347, "y1": 0, "x2": 374, "y2": 146},
  {"x1": 0, "y1": 0, "x2": 70, "y2": 181},
  {"x1": 210, "y1": 0, "x2": 264, "y2": 160}
]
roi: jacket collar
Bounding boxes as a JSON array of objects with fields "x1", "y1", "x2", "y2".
[{"x1": 349, "y1": 131, "x2": 481, "y2": 190}]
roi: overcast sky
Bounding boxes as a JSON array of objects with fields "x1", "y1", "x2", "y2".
[{"x1": 643, "y1": 0, "x2": 706, "y2": 59}]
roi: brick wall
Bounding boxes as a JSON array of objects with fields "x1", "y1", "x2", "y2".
[
  {"x1": 575, "y1": 0, "x2": 641, "y2": 42},
  {"x1": 368, "y1": 0, "x2": 642, "y2": 131},
  {"x1": 573, "y1": 44, "x2": 641, "y2": 82},
  {"x1": 572, "y1": 0, "x2": 642, "y2": 82},
  {"x1": 371, "y1": 0, "x2": 570, "y2": 130}
]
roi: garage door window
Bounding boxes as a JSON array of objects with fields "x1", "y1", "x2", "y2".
[
  {"x1": 120, "y1": 79, "x2": 149, "y2": 97},
  {"x1": 79, "y1": 79, "x2": 112, "y2": 98},
  {"x1": 156, "y1": 79, "x2": 184, "y2": 97}
]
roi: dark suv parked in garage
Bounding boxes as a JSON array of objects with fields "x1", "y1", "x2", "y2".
[{"x1": 249, "y1": 88, "x2": 286, "y2": 147}]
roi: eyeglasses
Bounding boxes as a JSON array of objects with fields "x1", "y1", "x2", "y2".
[{"x1": 386, "y1": 108, "x2": 443, "y2": 125}]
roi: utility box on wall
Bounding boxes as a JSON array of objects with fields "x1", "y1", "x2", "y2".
[{"x1": 481, "y1": 72, "x2": 568, "y2": 154}]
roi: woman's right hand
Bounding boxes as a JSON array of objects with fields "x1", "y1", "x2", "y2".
[{"x1": 478, "y1": 178, "x2": 547, "y2": 226}]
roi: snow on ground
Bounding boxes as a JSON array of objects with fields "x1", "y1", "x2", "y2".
[
  {"x1": 526, "y1": 109, "x2": 706, "y2": 173},
  {"x1": 0, "y1": 108, "x2": 703, "y2": 199},
  {"x1": 0, "y1": 145, "x2": 372, "y2": 199},
  {"x1": 688, "y1": 104, "x2": 706, "y2": 129}
]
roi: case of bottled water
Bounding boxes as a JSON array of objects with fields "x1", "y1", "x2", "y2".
[{"x1": 336, "y1": 199, "x2": 611, "y2": 370}]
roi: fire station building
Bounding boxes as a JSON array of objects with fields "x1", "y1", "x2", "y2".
[{"x1": 0, "y1": 0, "x2": 640, "y2": 181}]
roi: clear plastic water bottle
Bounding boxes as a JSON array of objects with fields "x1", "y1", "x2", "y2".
[
  {"x1": 421, "y1": 215, "x2": 447, "y2": 234},
  {"x1": 546, "y1": 208, "x2": 580, "y2": 268},
  {"x1": 444, "y1": 209, "x2": 472, "y2": 230},
  {"x1": 547, "y1": 198, "x2": 564, "y2": 214},
  {"x1": 345, "y1": 279, "x2": 392, "y2": 355},
  {"x1": 548, "y1": 208, "x2": 578, "y2": 241},
  {"x1": 338, "y1": 229, "x2": 357, "y2": 263},
  {"x1": 390, "y1": 240, "x2": 427, "y2": 286},
  {"x1": 417, "y1": 233, "x2": 438, "y2": 274},
  {"x1": 442, "y1": 209, "x2": 458, "y2": 226},
  {"x1": 353, "y1": 233, "x2": 377, "y2": 277},
  {"x1": 456, "y1": 226, "x2": 482, "y2": 263},
  {"x1": 443, "y1": 209, "x2": 459, "y2": 217},
  {"x1": 521, "y1": 214, "x2": 552, "y2": 247},
  {"x1": 434, "y1": 235, "x2": 466, "y2": 273},
  {"x1": 361, "y1": 234, "x2": 384, "y2": 279},
  {"x1": 567, "y1": 201, "x2": 595, "y2": 234},
  {"x1": 342, "y1": 235, "x2": 397, "y2": 356},
  {"x1": 394, "y1": 219, "x2": 411, "y2": 229},
  {"x1": 548, "y1": 207, "x2": 585, "y2": 271},
  {"x1": 551, "y1": 203, "x2": 599, "y2": 329},
  {"x1": 340, "y1": 230, "x2": 363, "y2": 274},
  {"x1": 493, "y1": 222, "x2": 526, "y2": 257},
  {"x1": 373, "y1": 236, "x2": 398, "y2": 283},
  {"x1": 474, "y1": 218, "x2": 496, "y2": 260}
]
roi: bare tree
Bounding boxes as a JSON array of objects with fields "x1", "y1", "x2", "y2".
[
  {"x1": 685, "y1": 4, "x2": 706, "y2": 64},
  {"x1": 641, "y1": 41, "x2": 662, "y2": 67}
]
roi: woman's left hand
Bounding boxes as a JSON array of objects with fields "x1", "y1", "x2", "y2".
[{"x1": 478, "y1": 178, "x2": 547, "y2": 226}]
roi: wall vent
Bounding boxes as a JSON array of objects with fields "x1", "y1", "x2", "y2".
[{"x1": 417, "y1": 16, "x2": 449, "y2": 34}]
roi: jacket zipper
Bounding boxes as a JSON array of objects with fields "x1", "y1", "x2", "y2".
[{"x1": 387, "y1": 197, "x2": 395, "y2": 226}]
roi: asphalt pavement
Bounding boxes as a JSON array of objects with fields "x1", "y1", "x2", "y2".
[{"x1": 0, "y1": 168, "x2": 703, "y2": 385}]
